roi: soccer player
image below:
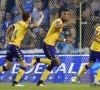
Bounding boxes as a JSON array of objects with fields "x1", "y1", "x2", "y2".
[
  {"x1": 76, "y1": 24, "x2": 100, "y2": 85},
  {"x1": 0, "y1": 12, "x2": 44, "y2": 86},
  {"x1": 31, "y1": 9, "x2": 75, "y2": 86}
]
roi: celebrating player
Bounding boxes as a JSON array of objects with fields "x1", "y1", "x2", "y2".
[
  {"x1": 0, "y1": 12, "x2": 44, "y2": 86},
  {"x1": 31, "y1": 9, "x2": 75, "y2": 86},
  {"x1": 76, "y1": 24, "x2": 100, "y2": 85}
]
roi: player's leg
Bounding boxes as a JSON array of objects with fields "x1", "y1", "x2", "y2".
[
  {"x1": 76, "y1": 62, "x2": 93, "y2": 83},
  {"x1": 93, "y1": 55, "x2": 100, "y2": 85},
  {"x1": 0, "y1": 60, "x2": 13, "y2": 72},
  {"x1": 36, "y1": 43, "x2": 60, "y2": 86},
  {"x1": 93, "y1": 68, "x2": 100, "y2": 85},
  {"x1": 12, "y1": 60, "x2": 27, "y2": 86},
  {"x1": 12, "y1": 46, "x2": 27, "y2": 86},
  {"x1": 37, "y1": 57, "x2": 60, "y2": 86},
  {"x1": 37, "y1": 65, "x2": 54, "y2": 86},
  {"x1": 31, "y1": 56, "x2": 55, "y2": 67},
  {"x1": 76, "y1": 50, "x2": 96, "y2": 83},
  {"x1": 0, "y1": 44, "x2": 13, "y2": 72}
]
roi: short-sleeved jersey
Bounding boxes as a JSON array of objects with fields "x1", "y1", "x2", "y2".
[
  {"x1": 9, "y1": 21, "x2": 29, "y2": 46},
  {"x1": 90, "y1": 26, "x2": 100, "y2": 52},
  {"x1": 44, "y1": 18, "x2": 63, "y2": 46}
]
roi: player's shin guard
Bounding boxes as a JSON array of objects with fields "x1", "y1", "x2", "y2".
[
  {"x1": 78, "y1": 65, "x2": 90, "y2": 77},
  {"x1": 14, "y1": 67, "x2": 26, "y2": 83},
  {"x1": 40, "y1": 65, "x2": 54, "y2": 81},
  {"x1": 37, "y1": 65, "x2": 54, "y2": 86},
  {"x1": 95, "y1": 68, "x2": 100, "y2": 82},
  {"x1": 40, "y1": 69, "x2": 51, "y2": 81},
  {"x1": 0, "y1": 66, "x2": 9, "y2": 72}
]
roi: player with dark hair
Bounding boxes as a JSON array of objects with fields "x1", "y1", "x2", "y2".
[
  {"x1": 0, "y1": 12, "x2": 44, "y2": 86},
  {"x1": 76, "y1": 24, "x2": 100, "y2": 86},
  {"x1": 31, "y1": 9, "x2": 75, "y2": 86}
]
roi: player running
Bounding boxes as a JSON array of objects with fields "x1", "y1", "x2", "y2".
[
  {"x1": 76, "y1": 24, "x2": 100, "y2": 85},
  {"x1": 0, "y1": 12, "x2": 44, "y2": 86},
  {"x1": 31, "y1": 9, "x2": 75, "y2": 86}
]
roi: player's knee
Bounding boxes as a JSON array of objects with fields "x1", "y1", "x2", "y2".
[
  {"x1": 87, "y1": 65, "x2": 92, "y2": 68},
  {"x1": 3, "y1": 66, "x2": 11, "y2": 71},
  {"x1": 87, "y1": 63, "x2": 93, "y2": 68},
  {"x1": 21, "y1": 64, "x2": 27, "y2": 68},
  {"x1": 56, "y1": 62, "x2": 61, "y2": 66},
  {"x1": 85, "y1": 64, "x2": 91, "y2": 69},
  {"x1": 20, "y1": 67, "x2": 27, "y2": 71},
  {"x1": 20, "y1": 61, "x2": 27, "y2": 68},
  {"x1": 46, "y1": 65, "x2": 54, "y2": 71}
]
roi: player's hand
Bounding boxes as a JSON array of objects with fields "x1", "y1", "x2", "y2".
[
  {"x1": 5, "y1": 37, "x2": 9, "y2": 44},
  {"x1": 66, "y1": 38, "x2": 73, "y2": 43},
  {"x1": 68, "y1": 20, "x2": 76, "y2": 25},
  {"x1": 39, "y1": 12, "x2": 44, "y2": 18}
]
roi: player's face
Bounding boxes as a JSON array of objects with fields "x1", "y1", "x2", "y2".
[
  {"x1": 61, "y1": 11, "x2": 69, "y2": 21},
  {"x1": 28, "y1": 15, "x2": 32, "y2": 23}
]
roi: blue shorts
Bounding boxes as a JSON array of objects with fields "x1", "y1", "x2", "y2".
[
  {"x1": 5, "y1": 44, "x2": 24, "y2": 62},
  {"x1": 43, "y1": 42, "x2": 57, "y2": 60},
  {"x1": 89, "y1": 50, "x2": 100, "y2": 63}
]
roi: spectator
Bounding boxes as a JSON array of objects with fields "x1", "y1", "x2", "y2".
[
  {"x1": 49, "y1": 0, "x2": 68, "y2": 24},
  {"x1": 15, "y1": 0, "x2": 24, "y2": 14},
  {"x1": 31, "y1": 0, "x2": 50, "y2": 32},
  {"x1": 82, "y1": 5, "x2": 94, "y2": 48},
  {"x1": 49, "y1": 0, "x2": 55, "y2": 10},
  {"x1": 91, "y1": 0, "x2": 99, "y2": 17},
  {"x1": 5, "y1": 0, "x2": 15, "y2": 13},
  {"x1": 41, "y1": 0, "x2": 49, "y2": 9},
  {"x1": 0, "y1": 0, "x2": 6, "y2": 26},
  {"x1": 56, "y1": 0, "x2": 68, "y2": 17},
  {"x1": 12, "y1": 6, "x2": 22, "y2": 23},
  {"x1": 35, "y1": 26, "x2": 47, "y2": 49},
  {"x1": 23, "y1": 0, "x2": 34, "y2": 13},
  {"x1": 2, "y1": 12, "x2": 13, "y2": 47},
  {"x1": 49, "y1": 0, "x2": 58, "y2": 24},
  {"x1": 74, "y1": 0, "x2": 87, "y2": 18},
  {"x1": 0, "y1": 31, "x2": 3, "y2": 49},
  {"x1": 74, "y1": 0, "x2": 87, "y2": 49}
]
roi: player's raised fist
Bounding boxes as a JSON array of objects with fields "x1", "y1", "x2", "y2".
[
  {"x1": 68, "y1": 20, "x2": 76, "y2": 25},
  {"x1": 39, "y1": 12, "x2": 44, "y2": 18},
  {"x1": 66, "y1": 38, "x2": 73, "y2": 43}
]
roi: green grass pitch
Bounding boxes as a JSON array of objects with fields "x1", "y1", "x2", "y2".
[{"x1": 0, "y1": 83, "x2": 100, "y2": 90}]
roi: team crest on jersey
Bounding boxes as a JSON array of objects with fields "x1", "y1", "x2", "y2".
[
  {"x1": 56, "y1": 21, "x2": 60, "y2": 24},
  {"x1": 93, "y1": 30, "x2": 98, "y2": 36}
]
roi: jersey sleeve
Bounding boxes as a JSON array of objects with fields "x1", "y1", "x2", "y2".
[
  {"x1": 24, "y1": 23, "x2": 28, "y2": 29},
  {"x1": 55, "y1": 20, "x2": 62, "y2": 25},
  {"x1": 28, "y1": 24, "x2": 31, "y2": 29},
  {"x1": 93, "y1": 26, "x2": 100, "y2": 37}
]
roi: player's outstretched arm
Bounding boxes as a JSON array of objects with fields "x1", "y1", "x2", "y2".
[
  {"x1": 56, "y1": 37, "x2": 73, "y2": 43},
  {"x1": 5, "y1": 25, "x2": 14, "y2": 43},
  {"x1": 55, "y1": 20, "x2": 75, "y2": 29},
  {"x1": 29, "y1": 12, "x2": 44, "y2": 29}
]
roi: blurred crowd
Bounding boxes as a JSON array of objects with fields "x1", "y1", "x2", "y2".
[{"x1": 0, "y1": 0, "x2": 100, "y2": 54}]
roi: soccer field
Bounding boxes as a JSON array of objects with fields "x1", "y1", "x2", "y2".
[{"x1": 0, "y1": 83, "x2": 100, "y2": 90}]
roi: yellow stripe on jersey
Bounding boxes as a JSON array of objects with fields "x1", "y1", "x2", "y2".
[
  {"x1": 9, "y1": 21, "x2": 28, "y2": 46},
  {"x1": 90, "y1": 26, "x2": 100, "y2": 52},
  {"x1": 44, "y1": 18, "x2": 63, "y2": 46}
]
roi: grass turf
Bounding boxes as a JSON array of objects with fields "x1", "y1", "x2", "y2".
[{"x1": 0, "y1": 83, "x2": 100, "y2": 90}]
